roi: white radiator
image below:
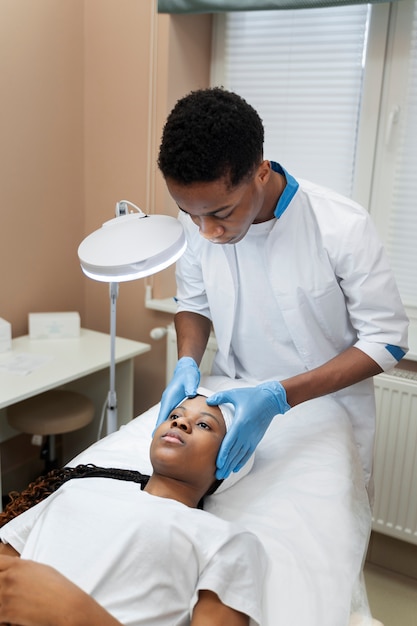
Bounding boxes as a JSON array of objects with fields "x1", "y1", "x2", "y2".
[
  {"x1": 372, "y1": 370, "x2": 417, "y2": 545},
  {"x1": 161, "y1": 323, "x2": 417, "y2": 544},
  {"x1": 165, "y1": 323, "x2": 217, "y2": 383}
]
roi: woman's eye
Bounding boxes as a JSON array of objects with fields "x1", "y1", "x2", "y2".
[
  {"x1": 197, "y1": 422, "x2": 210, "y2": 430},
  {"x1": 169, "y1": 413, "x2": 180, "y2": 420}
]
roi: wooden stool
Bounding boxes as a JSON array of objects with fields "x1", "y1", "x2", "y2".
[{"x1": 7, "y1": 390, "x2": 95, "y2": 472}]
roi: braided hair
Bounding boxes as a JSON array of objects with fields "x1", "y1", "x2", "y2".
[
  {"x1": 0, "y1": 465, "x2": 150, "y2": 528},
  {"x1": 0, "y1": 465, "x2": 224, "y2": 528}
]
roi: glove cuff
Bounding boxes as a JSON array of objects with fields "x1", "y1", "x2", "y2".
[
  {"x1": 175, "y1": 356, "x2": 198, "y2": 371},
  {"x1": 256, "y1": 381, "x2": 291, "y2": 413},
  {"x1": 173, "y1": 356, "x2": 200, "y2": 397}
]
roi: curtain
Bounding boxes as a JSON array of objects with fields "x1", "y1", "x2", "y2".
[{"x1": 158, "y1": 0, "x2": 394, "y2": 14}]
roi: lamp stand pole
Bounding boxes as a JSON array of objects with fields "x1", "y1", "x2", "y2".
[{"x1": 107, "y1": 281, "x2": 119, "y2": 435}]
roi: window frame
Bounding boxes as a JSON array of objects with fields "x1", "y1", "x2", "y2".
[
  {"x1": 368, "y1": 0, "x2": 417, "y2": 356},
  {"x1": 210, "y1": 2, "x2": 417, "y2": 360}
]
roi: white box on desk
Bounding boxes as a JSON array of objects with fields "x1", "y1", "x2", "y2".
[
  {"x1": 0, "y1": 318, "x2": 12, "y2": 352},
  {"x1": 29, "y1": 312, "x2": 81, "y2": 339}
]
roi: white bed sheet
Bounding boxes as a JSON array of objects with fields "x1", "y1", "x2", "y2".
[{"x1": 70, "y1": 375, "x2": 377, "y2": 626}]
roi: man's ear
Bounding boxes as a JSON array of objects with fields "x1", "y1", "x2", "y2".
[{"x1": 257, "y1": 160, "x2": 271, "y2": 185}]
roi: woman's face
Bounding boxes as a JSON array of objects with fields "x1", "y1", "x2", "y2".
[{"x1": 150, "y1": 395, "x2": 226, "y2": 493}]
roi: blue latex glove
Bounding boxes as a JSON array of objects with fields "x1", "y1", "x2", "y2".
[
  {"x1": 207, "y1": 381, "x2": 291, "y2": 479},
  {"x1": 155, "y1": 357, "x2": 200, "y2": 429}
]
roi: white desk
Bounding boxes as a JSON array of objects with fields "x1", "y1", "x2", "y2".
[{"x1": 0, "y1": 329, "x2": 151, "y2": 496}]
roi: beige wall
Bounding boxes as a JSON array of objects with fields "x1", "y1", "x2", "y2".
[
  {"x1": 0, "y1": 1, "x2": 212, "y2": 426},
  {"x1": 0, "y1": 0, "x2": 85, "y2": 337}
]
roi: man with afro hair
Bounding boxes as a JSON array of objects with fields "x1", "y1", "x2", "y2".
[{"x1": 156, "y1": 87, "x2": 408, "y2": 489}]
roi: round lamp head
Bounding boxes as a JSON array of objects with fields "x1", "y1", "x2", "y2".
[{"x1": 78, "y1": 213, "x2": 186, "y2": 282}]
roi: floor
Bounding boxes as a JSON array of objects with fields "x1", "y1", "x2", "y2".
[{"x1": 364, "y1": 563, "x2": 417, "y2": 626}]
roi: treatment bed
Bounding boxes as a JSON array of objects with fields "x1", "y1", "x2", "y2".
[{"x1": 71, "y1": 375, "x2": 379, "y2": 626}]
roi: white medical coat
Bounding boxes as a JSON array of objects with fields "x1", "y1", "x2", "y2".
[{"x1": 175, "y1": 163, "x2": 409, "y2": 484}]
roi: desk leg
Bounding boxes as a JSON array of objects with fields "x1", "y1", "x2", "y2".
[
  {"x1": 0, "y1": 443, "x2": 2, "y2": 512},
  {"x1": 0, "y1": 407, "x2": 19, "y2": 512}
]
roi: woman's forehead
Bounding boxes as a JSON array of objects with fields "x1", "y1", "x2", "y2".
[
  {"x1": 179, "y1": 396, "x2": 224, "y2": 423},
  {"x1": 181, "y1": 395, "x2": 218, "y2": 412}
]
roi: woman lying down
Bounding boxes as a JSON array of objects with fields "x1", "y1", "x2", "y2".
[{"x1": 0, "y1": 390, "x2": 265, "y2": 626}]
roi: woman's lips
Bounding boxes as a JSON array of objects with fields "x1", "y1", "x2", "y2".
[{"x1": 162, "y1": 432, "x2": 184, "y2": 444}]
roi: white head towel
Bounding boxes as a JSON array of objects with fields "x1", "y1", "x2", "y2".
[{"x1": 196, "y1": 386, "x2": 235, "y2": 432}]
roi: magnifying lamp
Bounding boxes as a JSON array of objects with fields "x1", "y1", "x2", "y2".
[{"x1": 78, "y1": 200, "x2": 186, "y2": 436}]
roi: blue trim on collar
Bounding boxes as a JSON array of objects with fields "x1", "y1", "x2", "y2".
[
  {"x1": 385, "y1": 344, "x2": 406, "y2": 361},
  {"x1": 271, "y1": 162, "x2": 299, "y2": 219}
]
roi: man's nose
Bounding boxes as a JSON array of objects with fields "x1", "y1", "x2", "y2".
[
  {"x1": 196, "y1": 216, "x2": 224, "y2": 240},
  {"x1": 170, "y1": 417, "x2": 191, "y2": 432}
]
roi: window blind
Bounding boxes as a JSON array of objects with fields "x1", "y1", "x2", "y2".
[
  {"x1": 215, "y1": 6, "x2": 369, "y2": 197},
  {"x1": 158, "y1": 0, "x2": 390, "y2": 13},
  {"x1": 385, "y1": 1, "x2": 417, "y2": 307}
]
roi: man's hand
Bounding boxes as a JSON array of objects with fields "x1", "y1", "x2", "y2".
[
  {"x1": 155, "y1": 357, "x2": 200, "y2": 429},
  {"x1": 208, "y1": 382, "x2": 290, "y2": 479}
]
